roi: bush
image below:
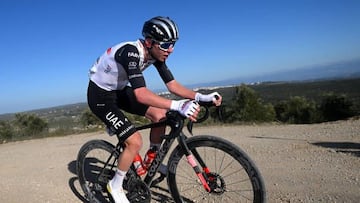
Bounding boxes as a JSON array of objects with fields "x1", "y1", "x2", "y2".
[
  {"x1": 80, "y1": 109, "x2": 103, "y2": 127},
  {"x1": 319, "y1": 93, "x2": 355, "y2": 121},
  {"x1": 0, "y1": 120, "x2": 14, "y2": 142},
  {"x1": 274, "y1": 96, "x2": 319, "y2": 124},
  {"x1": 13, "y1": 113, "x2": 48, "y2": 137},
  {"x1": 223, "y1": 85, "x2": 276, "y2": 122}
]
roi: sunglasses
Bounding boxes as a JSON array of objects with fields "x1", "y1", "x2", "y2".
[{"x1": 154, "y1": 41, "x2": 176, "y2": 52}]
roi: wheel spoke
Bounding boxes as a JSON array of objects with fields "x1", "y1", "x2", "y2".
[{"x1": 167, "y1": 136, "x2": 266, "y2": 203}]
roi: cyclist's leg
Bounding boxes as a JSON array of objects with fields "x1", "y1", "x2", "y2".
[
  {"x1": 116, "y1": 86, "x2": 167, "y2": 169},
  {"x1": 116, "y1": 86, "x2": 167, "y2": 149},
  {"x1": 87, "y1": 81, "x2": 142, "y2": 202},
  {"x1": 145, "y1": 106, "x2": 167, "y2": 145},
  {"x1": 117, "y1": 131, "x2": 142, "y2": 168}
]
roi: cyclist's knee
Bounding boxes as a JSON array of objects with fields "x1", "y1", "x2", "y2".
[
  {"x1": 125, "y1": 132, "x2": 142, "y2": 153},
  {"x1": 146, "y1": 107, "x2": 166, "y2": 122}
]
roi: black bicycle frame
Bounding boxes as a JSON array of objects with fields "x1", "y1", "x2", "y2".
[
  {"x1": 142, "y1": 111, "x2": 184, "y2": 186},
  {"x1": 97, "y1": 110, "x2": 212, "y2": 191}
]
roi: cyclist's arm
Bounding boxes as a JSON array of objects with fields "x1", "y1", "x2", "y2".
[
  {"x1": 115, "y1": 46, "x2": 173, "y2": 109},
  {"x1": 166, "y1": 80, "x2": 196, "y2": 99},
  {"x1": 154, "y1": 61, "x2": 196, "y2": 100},
  {"x1": 133, "y1": 87, "x2": 172, "y2": 109},
  {"x1": 154, "y1": 62, "x2": 222, "y2": 106}
]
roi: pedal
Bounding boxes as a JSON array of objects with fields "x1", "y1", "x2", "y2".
[{"x1": 126, "y1": 179, "x2": 151, "y2": 203}]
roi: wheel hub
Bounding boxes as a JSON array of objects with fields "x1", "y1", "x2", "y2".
[{"x1": 207, "y1": 172, "x2": 226, "y2": 195}]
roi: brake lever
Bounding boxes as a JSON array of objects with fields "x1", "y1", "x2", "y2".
[
  {"x1": 187, "y1": 95, "x2": 222, "y2": 135},
  {"x1": 187, "y1": 105, "x2": 210, "y2": 135}
]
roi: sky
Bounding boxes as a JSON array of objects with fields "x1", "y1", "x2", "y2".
[{"x1": 0, "y1": 0, "x2": 360, "y2": 114}]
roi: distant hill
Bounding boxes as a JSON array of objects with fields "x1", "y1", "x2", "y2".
[
  {"x1": 183, "y1": 58, "x2": 360, "y2": 89},
  {"x1": 1, "y1": 58, "x2": 359, "y2": 121},
  {"x1": 1, "y1": 77, "x2": 359, "y2": 122},
  {"x1": 0, "y1": 103, "x2": 88, "y2": 121}
]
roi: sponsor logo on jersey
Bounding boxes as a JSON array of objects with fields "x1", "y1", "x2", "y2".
[
  {"x1": 104, "y1": 65, "x2": 111, "y2": 73},
  {"x1": 128, "y1": 61, "x2": 137, "y2": 68},
  {"x1": 128, "y1": 52, "x2": 139, "y2": 58},
  {"x1": 128, "y1": 74, "x2": 143, "y2": 79},
  {"x1": 129, "y1": 61, "x2": 137, "y2": 66}
]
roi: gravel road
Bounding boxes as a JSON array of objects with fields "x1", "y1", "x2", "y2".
[{"x1": 0, "y1": 119, "x2": 359, "y2": 203}]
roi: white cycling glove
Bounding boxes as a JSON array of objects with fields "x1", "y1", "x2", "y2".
[
  {"x1": 195, "y1": 92, "x2": 220, "y2": 102},
  {"x1": 170, "y1": 99, "x2": 200, "y2": 118}
]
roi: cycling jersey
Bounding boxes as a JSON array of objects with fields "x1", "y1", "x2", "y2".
[
  {"x1": 89, "y1": 39, "x2": 174, "y2": 91},
  {"x1": 87, "y1": 39, "x2": 175, "y2": 140}
]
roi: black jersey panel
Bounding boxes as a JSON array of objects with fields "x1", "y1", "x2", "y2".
[
  {"x1": 153, "y1": 61, "x2": 174, "y2": 84},
  {"x1": 114, "y1": 44, "x2": 146, "y2": 89}
]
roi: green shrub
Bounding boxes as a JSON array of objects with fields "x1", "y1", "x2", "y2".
[
  {"x1": 319, "y1": 93, "x2": 355, "y2": 121},
  {"x1": 223, "y1": 85, "x2": 276, "y2": 122},
  {"x1": 80, "y1": 109, "x2": 103, "y2": 127},
  {"x1": 274, "y1": 96, "x2": 319, "y2": 124},
  {"x1": 13, "y1": 113, "x2": 48, "y2": 137},
  {"x1": 0, "y1": 120, "x2": 14, "y2": 142}
]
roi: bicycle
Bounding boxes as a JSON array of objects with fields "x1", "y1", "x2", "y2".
[{"x1": 76, "y1": 101, "x2": 266, "y2": 203}]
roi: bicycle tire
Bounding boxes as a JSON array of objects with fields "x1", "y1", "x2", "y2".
[
  {"x1": 167, "y1": 135, "x2": 266, "y2": 203},
  {"x1": 76, "y1": 139, "x2": 117, "y2": 203}
]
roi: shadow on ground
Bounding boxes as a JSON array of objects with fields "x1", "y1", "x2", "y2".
[
  {"x1": 67, "y1": 160, "x2": 174, "y2": 203},
  {"x1": 251, "y1": 136, "x2": 360, "y2": 158},
  {"x1": 312, "y1": 141, "x2": 360, "y2": 157}
]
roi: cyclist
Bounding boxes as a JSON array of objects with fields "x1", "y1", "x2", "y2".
[{"x1": 87, "y1": 16, "x2": 222, "y2": 203}]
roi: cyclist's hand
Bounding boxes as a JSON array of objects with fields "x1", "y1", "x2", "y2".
[
  {"x1": 195, "y1": 92, "x2": 222, "y2": 106},
  {"x1": 170, "y1": 100, "x2": 200, "y2": 121}
]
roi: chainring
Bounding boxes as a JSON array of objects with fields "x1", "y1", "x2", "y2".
[
  {"x1": 126, "y1": 179, "x2": 151, "y2": 203},
  {"x1": 123, "y1": 168, "x2": 151, "y2": 203}
]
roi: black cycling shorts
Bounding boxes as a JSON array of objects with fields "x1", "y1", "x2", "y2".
[{"x1": 87, "y1": 80, "x2": 149, "y2": 141}]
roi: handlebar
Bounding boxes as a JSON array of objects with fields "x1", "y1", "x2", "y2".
[
  {"x1": 195, "y1": 94, "x2": 221, "y2": 123},
  {"x1": 135, "y1": 96, "x2": 222, "y2": 135},
  {"x1": 187, "y1": 97, "x2": 221, "y2": 134}
]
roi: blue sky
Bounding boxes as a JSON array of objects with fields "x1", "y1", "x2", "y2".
[{"x1": 1, "y1": 0, "x2": 360, "y2": 114}]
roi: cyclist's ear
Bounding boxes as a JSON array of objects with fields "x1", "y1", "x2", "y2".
[{"x1": 144, "y1": 38, "x2": 153, "y2": 48}]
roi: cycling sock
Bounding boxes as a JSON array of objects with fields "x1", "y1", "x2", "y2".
[{"x1": 111, "y1": 169, "x2": 127, "y2": 190}]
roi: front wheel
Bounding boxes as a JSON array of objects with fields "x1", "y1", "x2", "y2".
[{"x1": 167, "y1": 135, "x2": 266, "y2": 203}]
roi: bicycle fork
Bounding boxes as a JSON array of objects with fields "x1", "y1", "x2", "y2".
[{"x1": 178, "y1": 133, "x2": 211, "y2": 192}]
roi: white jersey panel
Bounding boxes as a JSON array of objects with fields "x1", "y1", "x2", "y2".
[{"x1": 89, "y1": 40, "x2": 153, "y2": 91}]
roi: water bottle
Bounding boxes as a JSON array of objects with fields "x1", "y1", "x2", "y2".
[
  {"x1": 133, "y1": 154, "x2": 146, "y2": 176},
  {"x1": 143, "y1": 148, "x2": 156, "y2": 169}
]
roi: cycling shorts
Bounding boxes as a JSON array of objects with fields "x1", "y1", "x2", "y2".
[{"x1": 87, "y1": 80, "x2": 149, "y2": 141}]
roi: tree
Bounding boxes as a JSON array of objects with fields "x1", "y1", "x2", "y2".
[
  {"x1": 13, "y1": 113, "x2": 48, "y2": 137},
  {"x1": 274, "y1": 96, "x2": 318, "y2": 124},
  {"x1": 319, "y1": 93, "x2": 355, "y2": 121},
  {"x1": 224, "y1": 85, "x2": 275, "y2": 122},
  {"x1": 80, "y1": 109, "x2": 102, "y2": 127},
  {"x1": 0, "y1": 120, "x2": 14, "y2": 142}
]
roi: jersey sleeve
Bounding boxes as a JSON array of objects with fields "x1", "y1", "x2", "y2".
[
  {"x1": 114, "y1": 44, "x2": 146, "y2": 89},
  {"x1": 153, "y1": 61, "x2": 175, "y2": 84}
]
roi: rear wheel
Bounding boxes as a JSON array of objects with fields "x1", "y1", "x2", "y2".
[
  {"x1": 76, "y1": 139, "x2": 151, "y2": 203},
  {"x1": 76, "y1": 140, "x2": 117, "y2": 203},
  {"x1": 167, "y1": 135, "x2": 266, "y2": 203}
]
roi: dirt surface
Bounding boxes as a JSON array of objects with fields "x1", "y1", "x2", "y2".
[{"x1": 0, "y1": 119, "x2": 359, "y2": 203}]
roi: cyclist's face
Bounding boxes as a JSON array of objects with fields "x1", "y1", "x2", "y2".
[{"x1": 150, "y1": 42, "x2": 174, "y2": 62}]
